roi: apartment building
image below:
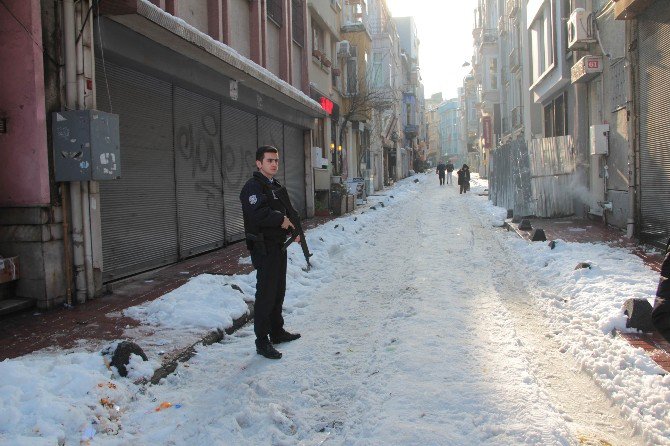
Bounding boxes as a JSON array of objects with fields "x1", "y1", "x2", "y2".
[{"x1": 0, "y1": 0, "x2": 326, "y2": 310}]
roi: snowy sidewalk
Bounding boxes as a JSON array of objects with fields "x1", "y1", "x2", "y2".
[{"x1": 1, "y1": 174, "x2": 669, "y2": 445}]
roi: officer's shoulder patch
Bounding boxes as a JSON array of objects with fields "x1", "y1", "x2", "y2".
[{"x1": 249, "y1": 194, "x2": 258, "y2": 205}]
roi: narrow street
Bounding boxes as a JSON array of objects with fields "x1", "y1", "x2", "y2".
[{"x1": 89, "y1": 175, "x2": 649, "y2": 446}]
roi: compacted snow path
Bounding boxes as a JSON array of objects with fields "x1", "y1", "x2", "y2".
[
  {"x1": 88, "y1": 176, "x2": 643, "y2": 446},
  {"x1": 5, "y1": 174, "x2": 664, "y2": 446}
]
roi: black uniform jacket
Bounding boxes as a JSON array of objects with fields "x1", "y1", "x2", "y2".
[
  {"x1": 658, "y1": 245, "x2": 670, "y2": 300},
  {"x1": 239, "y1": 171, "x2": 289, "y2": 249}
]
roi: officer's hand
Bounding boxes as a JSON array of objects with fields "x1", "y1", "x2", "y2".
[{"x1": 281, "y1": 216, "x2": 295, "y2": 231}]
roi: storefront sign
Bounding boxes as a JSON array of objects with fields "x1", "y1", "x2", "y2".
[
  {"x1": 319, "y1": 97, "x2": 334, "y2": 115},
  {"x1": 571, "y1": 55, "x2": 603, "y2": 83}
]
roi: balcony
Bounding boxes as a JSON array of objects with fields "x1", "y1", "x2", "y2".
[
  {"x1": 509, "y1": 47, "x2": 520, "y2": 73},
  {"x1": 511, "y1": 106, "x2": 523, "y2": 129},
  {"x1": 404, "y1": 124, "x2": 419, "y2": 136},
  {"x1": 506, "y1": 0, "x2": 519, "y2": 18},
  {"x1": 477, "y1": 29, "x2": 498, "y2": 48},
  {"x1": 498, "y1": 16, "x2": 507, "y2": 35}
]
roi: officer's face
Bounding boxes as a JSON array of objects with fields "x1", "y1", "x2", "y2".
[{"x1": 256, "y1": 153, "x2": 280, "y2": 179}]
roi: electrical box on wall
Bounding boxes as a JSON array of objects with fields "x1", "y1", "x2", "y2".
[
  {"x1": 52, "y1": 110, "x2": 120, "y2": 182},
  {"x1": 590, "y1": 124, "x2": 609, "y2": 155}
]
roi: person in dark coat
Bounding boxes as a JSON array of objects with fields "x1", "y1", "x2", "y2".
[
  {"x1": 457, "y1": 164, "x2": 471, "y2": 194},
  {"x1": 436, "y1": 162, "x2": 447, "y2": 186},
  {"x1": 446, "y1": 161, "x2": 455, "y2": 185},
  {"x1": 652, "y1": 239, "x2": 670, "y2": 343},
  {"x1": 239, "y1": 146, "x2": 301, "y2": 359}
]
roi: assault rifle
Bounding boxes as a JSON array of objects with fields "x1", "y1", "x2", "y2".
[{"x1": 274, "y1": 187, "x2": 313, "y2": 271}]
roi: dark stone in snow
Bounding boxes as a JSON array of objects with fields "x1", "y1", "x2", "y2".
[
  {"x1": 230, "y1": 284, "x2": 243, "y2": 294},
  {"x1": 574, "y1": 262, "x2": 592, "y2": 270},
  {"x1": 548, "y1": 240, "x2": 557, "y2": 249},
  {"x1": 413, "y1": 179, "x2": 419, "y2": 183},
  {"x1": 111, "y1": 341, "x2": 148, "y2": 377},
  {"x1": 531, "y1": 228, "x2": 547, "y2": 242},
  {"x1": 623, "y1": 298, "x2": 655, "y2": 333},
  {"x1": 518, "y1": 219, "x2": 532, "y2": 230}
]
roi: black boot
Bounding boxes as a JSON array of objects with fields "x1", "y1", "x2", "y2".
[
  {"x1": 270, "y1": 330, "x2": 301, "y2": 344},
  {"x1": 256, "y1": 337, "x2": 282, "y2": 359}
]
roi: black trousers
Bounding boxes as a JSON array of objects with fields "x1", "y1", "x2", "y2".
[
  {"x1": 438, "y1": 174, "x2": 445, "y2": 185},
  {"x1": 251, "y1": 243, "x2": 287, "y2": 340},
  {"x1": 652, "y1": 251, "x2": 670, "y2": 342}
]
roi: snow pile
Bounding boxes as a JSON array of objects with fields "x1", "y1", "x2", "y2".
[
  {"x1": 0, "y1": 351, "x2": 135, "y2": 445},
  {"x1": 124, "y1": 274, "x2": 255, "y2": 331}
]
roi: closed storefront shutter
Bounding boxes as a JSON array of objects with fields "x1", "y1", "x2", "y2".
[
  {"x1": 258, "y1": 116, "x2": 286, "y2": 186},
  {"x1": 173, "y1": 87, "x2": 225, "y2": 257},
  {"x1": 96, "y1": 60, "x2": 179, "y2": 281},
  {"x1": 221, "y1": 103, "x2": 257, "y2": 242},
  {"x1": 283, "y1": 125, "x2": 307, "y2": 217},
  {"x1": 638, "y1": 2, "x2": 670, "y2": 246}
]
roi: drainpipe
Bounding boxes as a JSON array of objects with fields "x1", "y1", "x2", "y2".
[
  {"x1": 625, "y1": 20, "x2": 637, "y2": 239},
  {"x1": 75, "y1": 1, "x2": 95, "y2": 299},
  {"x1": 63, "y1": 0, "x2": 87, "y2": 304}
]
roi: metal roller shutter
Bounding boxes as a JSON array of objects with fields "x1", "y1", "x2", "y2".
[
  {"x1": 221, "y1": 103, "x2": 257, "y2": 242},
  {"x1": 173, "y1": 87, "x2": 225, "y2": 257},
  {"x1": 638, "y1": 3, "x2": 670, "y2": 246},
  {"x1": 283, "y1": 125, "x2": 307, "y2": 217},
  {"x1": 258, "y1": 116, "x2": 285, "y2": 186},
  {"x1": 95, "y1": 60, "x2": 178, "y2": 281}
]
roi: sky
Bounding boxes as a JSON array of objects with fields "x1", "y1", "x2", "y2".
[
  {"x1": 386, "y1": 0, "x2": 478, "y2": 101},
  {"x1": 1, "y1": 174, "x2": 668, "y2": 445}
]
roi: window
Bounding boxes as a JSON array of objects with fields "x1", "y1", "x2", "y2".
[
  {"x1": 530, "y1": 1, "x2": 555, "y2": 82},
  {"x1": 267, "y1": 0, "x2": 283, "y2": 27},
  {"x1": 292, "y1": 0, "x2": 304, "y2": 46},
  {"x1": 543, "y1": 92, "x2": 568, "y2": 137},
  {"x1": 346, "y1": 56, "x2": 358, "y2": 94},
  {"x1": 312, "y1": 23, "x2": 323, "y2": 52},
  {"x1": 489, "y1": 57, "x2": 498, "y2": 90},
  {"x1": 373, "y1": 52, "x2": 383, "y2": 87}
]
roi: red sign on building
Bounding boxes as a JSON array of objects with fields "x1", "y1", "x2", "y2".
[
  {"x1": 482, "y1": 116, "x2": 493, "y2": 149},
  {"x1": 319, "y1": 97, "x2": 334, "y2": 115}
]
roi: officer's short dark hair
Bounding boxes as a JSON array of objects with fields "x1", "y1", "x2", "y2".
[{"x1": 256, "y1": 146, "x2": 278, "y2": 162}]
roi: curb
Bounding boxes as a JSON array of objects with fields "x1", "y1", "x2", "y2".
[{"x1": 147, "y1": 301, "x2": 255, "y2": 384}]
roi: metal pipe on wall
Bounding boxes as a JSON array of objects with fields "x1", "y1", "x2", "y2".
[
  {"x1": 75, "y1": 0, "x2": 95, "y2": 299},
  {"x1": 625, "y1": 20, "x2": 637, "y2": 239},
  {"x1": 63, "y1": 0, "x2": 87, "y2": 303}
]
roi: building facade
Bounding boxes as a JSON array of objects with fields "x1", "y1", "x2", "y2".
[{"x1": 0, "y1": 0, "x2": 326, "y2": 310}]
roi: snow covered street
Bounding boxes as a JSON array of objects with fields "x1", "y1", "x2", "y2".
[{"x1": 1, "y1": 174, "x2": 669, "y2": 445}]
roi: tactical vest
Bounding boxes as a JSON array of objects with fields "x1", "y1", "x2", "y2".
[{"x1": 243, "y1": 175, "x2": 288, "y2": 250}]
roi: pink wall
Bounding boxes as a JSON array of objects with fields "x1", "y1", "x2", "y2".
[{"x1": 0, "y1": 0, "x2": 50, "y2": 206}]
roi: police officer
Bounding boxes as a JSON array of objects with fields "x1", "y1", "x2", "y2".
[
  {"x1": 239, "y1": 146, "x2": 301, "y2": 359},
  {"x1": 652, "y1": 239, "x2": 670, "y2": 343}
]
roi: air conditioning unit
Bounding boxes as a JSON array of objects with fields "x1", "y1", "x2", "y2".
[
  {"x1": 336, "y1": 40, "x2": 351, "y2": 58},
  {"x1": 567, "y1": 8, "x2": 596, "y2": 50}
]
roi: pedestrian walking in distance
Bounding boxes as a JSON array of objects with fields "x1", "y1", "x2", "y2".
[
  {"x1": 436, "y1": 161, "x2": 447, "y2": 186},
  {"x1": 446, "y1": 161, "x2": 455, "y2": 185},
  {"x1": 240, "y1": 146, "x2": 301, "y2": 359},
  {"x1": 457, "y1": 164, "x2": 471, "y2": 194}
]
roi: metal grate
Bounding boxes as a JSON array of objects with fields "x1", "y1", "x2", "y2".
[{"x1": 637, "y1": 2, "x2": 670, "y2": 246}]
